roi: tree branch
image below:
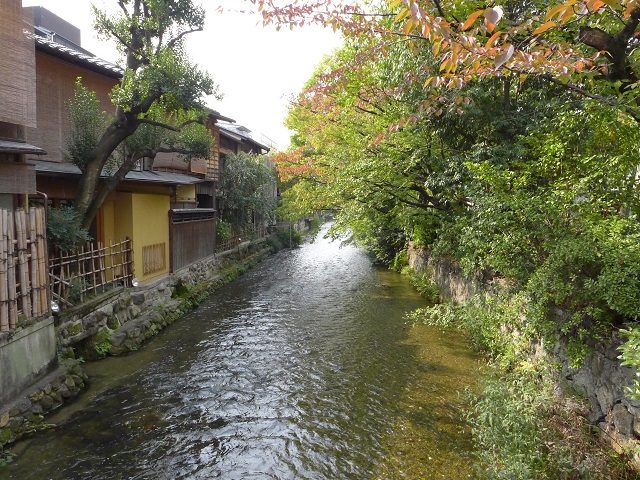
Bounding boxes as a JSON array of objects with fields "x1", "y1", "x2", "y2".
[
  {"x1": 137, "y1": 117, "x2": 180, "y2": 131},
  {"x1": 539, "y1": 74, "x2": 640, "y2": 123},
  {"x1": 166, "y1": 27, "x2": 204, "y2": 50},
  {"x1": 432, "y1": 0, "x2": 446, "y2": 19}
]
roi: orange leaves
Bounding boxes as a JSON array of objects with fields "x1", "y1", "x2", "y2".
[
  {"x1": 532, "y1": 21, "x2": 557, "y2": 35},
  {"x1": 542, "y1": 0, "x2": 624, "y2": 25},
  {"x1": 251, "y1": 0, "x2": 627, "y2": 119},
  {"x1": 461, "y1": 9, "x2": 484, "y2": 31},
  {"x1": 588, "y1": 0, "x2": 607, "y2": 10},
  {"x1": 273, "y1": 147, "x2": 321, "y2": 183},
  {"x1": 624, "y1": 0, "x2": 639, "y2": 18},
  {"x1": 544, "y1": 1, "x2": 577, "y2": 22},
  {"x1": 486, "y1": 30, "x2": 503, "y2": 49},
  {"x1": 459, "y1": 7, "x2": 502, "y2": 32}
]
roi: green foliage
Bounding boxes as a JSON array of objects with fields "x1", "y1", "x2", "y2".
[
  {"x1": 47, "y1": 206, "x2": 91, "y2": 253},
  {"x1": 216, "y1": 220, "x2": 232, "y2": 243},
  {"x1": 306, "y1": 215, "x2": 322, "y2": 235},
  {"x1": 66, "y1": 276, "x2": 89, "y2": 305},
  {"x1": 94, "y1": 340, "x2": 111, "y2": 357},
  {"x1": 266, "y1": 234, "x2": 285, "y2": 252},
  {"x1": 0, "y1": 446, "x2": 15, "y2": 467},
  {"x1": 412, "y1": 294, "x2": 532, "y2": 369},
  {"x1": 408, "y1": 272, "x2": 440, "y2": 304},
  {"x1": 65, "y1": 79, "x2": 108, "y2": 170},
  {"x1": 467, "y1": 361, "x2": 632, "y2": 480},
  {"x1": 274, "y1": 227, "x2": 302, "y2": 248},
  {"x1": 407, "y1": 301, "x2": 465, "y2": 330},
  {"x1": 618, "y1": 327, "x2": 640, "y2": 400},
  {"x1": 468, "y1": 365, "x2": 554, "y2": 479},
  {"x1": 69, "y1": 1, "x2": 220, "y2": 227},
  {"x1": 279, "y1": 5, "x2": 640, "y2": 475},
  {"x1": 218, "y1": 152, "x2": 278, "y2": 231},
  {"x1": 171, "y1": 279, "x2": 192, "y2": 299},
  {"x1": 116, "y1": 104, "x2": 212, "y2": 171},
  {"x1": 391, "y1": 250, "x2": 408, "y2": 272}
]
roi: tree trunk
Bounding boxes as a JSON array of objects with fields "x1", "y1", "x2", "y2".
[
  {"x1": 76, "y1": 119, "x2": 138, "y2": 230},
  {"x1": 81, "y1": 155, "x2": 139, "y2": 230}
]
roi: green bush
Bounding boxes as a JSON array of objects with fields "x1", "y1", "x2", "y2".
[
  {"x1": 391, "y1": 250, "x2": 409, "y2": 272},
  {"x1": 468, "y1": 362, "x2": 634, "y2": 479},
  {"x1": 216, "y1": 220, "x2": 232, "y2": 242},
  {"x1": 409, "y1": 272, "x2": 440, "y2": 304},
  {"x1": 275, "y1": 226, "x2": 302, "y2": 248},
  {"x1": 47, "y1": 206, "x2": 91, "y2": 252},
  {"x1": 411, "y1": 296, "x2": 636, "y2": 479},
  {"x1": 266, "y1": 234, "x2": 284, "y2": 252}
]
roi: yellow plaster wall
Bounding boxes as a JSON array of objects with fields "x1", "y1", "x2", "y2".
[
  {"x1": 176, "y1": 184, "x2": 196, "y2": 204},
  {"x1": 101, "y1": 198, "x2": 116, "y2": 245},
  {"x1": 98, "y1": 192, "x2": 133, "y2": 283},
  {"x1": 131, "y1": 193, "x2": 170, "y2": 282},
  {"x1": 113, "y1": 192, "x2": 134, "y2": 242}
]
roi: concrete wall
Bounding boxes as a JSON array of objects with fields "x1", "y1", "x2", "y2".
[{"x1": 0, "y1": 318, "x2": 56, "y2": 404}]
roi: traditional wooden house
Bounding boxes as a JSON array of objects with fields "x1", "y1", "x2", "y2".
[{"x1": 19, "y1": 6, "x2": 267, "y2": 285}]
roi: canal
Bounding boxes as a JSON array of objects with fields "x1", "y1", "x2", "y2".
[{"x1": 6, "y1": 224, "x2": 481, "y2": 479}]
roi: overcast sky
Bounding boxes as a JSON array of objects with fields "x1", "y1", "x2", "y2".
[{"x1": 22, "y1": 0, "x2": 343, "y2": 149}]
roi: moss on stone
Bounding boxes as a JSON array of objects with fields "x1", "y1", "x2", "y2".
[
  {"x1": 0, "y1": 428, "x2": 13, "y2": 446},
  {"x1": 67, "y1": 322, "x2": 84, "y2": 336}
]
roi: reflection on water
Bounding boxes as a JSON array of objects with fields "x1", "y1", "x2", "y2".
[{"x1": 6, "y1": 225, "x2": 481, "y2": 479}]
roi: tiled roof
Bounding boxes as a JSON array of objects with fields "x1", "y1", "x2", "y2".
[
  {"x1": 0, "y1": 140, "x2": 46, "y2": 155},
  {"x1": 218, "y1": 123, "x2": 271, "y2": 152},
  {"x1": 34, "y1": 34, "x2": 123, "y2": 78},
  {"x1": 29, "y1": 160, "x2": 202, "y2": 185}
]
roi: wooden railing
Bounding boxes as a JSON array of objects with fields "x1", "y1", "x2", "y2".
[
  {"x1": 0, "y1": 207, "x2": 48, "y2": 332},
  {"x1": 215, "y1": 224, "x2": 269, "y2": 253},
  {"x1": 49, "y1": 239, "x2": 133, "y2": 308}
]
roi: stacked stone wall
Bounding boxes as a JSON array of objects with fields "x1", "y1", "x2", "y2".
[{"x1": 407, "y1": 242, "x2": 640, "y2": 466}]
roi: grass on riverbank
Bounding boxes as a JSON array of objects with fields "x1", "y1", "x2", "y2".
[{"x1": 407, "y1": 297, "x2": 637, "y2": 479}]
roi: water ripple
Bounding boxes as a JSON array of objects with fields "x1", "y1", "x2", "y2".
[{"x1": 6, "y1": 225, "x2": 480, "y2": 479}]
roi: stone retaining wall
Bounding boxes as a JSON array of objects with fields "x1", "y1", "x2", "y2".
[
  {"x1": 407, "y1": 242, "x2": 640, "y2": 466},
  {"x1": 0, "y1": 360, "x2": 86, "y2": 448}
]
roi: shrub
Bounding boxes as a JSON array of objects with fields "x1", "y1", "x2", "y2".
[
  {"x1": 275, "y1": 226, "x2": 302, "y2": 248},
  {"x1": 216, "y1": 220, "x2": 232, "y2": 242},
  {"x1": 47, "y1": 206, "x2": 91, "y2": 252},
  {"x1": 391, "y1": 250, "x2": 409, "y2": 272},
  {"x1": 468, "y1": 362, "x2": 635, "y2": 479},
  {"x1": 409, "y1": 272, "x2": 440, "y2": 304}
]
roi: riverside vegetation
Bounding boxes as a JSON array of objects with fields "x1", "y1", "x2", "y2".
[{"x1": 267, "y1": 1, "x2": 640, "y2": 477}]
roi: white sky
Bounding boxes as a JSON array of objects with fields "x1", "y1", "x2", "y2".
[{"x1": 21, "y1": 0, "x2": 343, "y2": 149}]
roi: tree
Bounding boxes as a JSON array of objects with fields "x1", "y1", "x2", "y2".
[
  {"x1": 275, "y1": 37, "x2": 474, "y2": 258},
  {"x1": 251, "y1": 0, "x2": 640, "y2": 122},
  {"x1": 217, "y1": 151, "x2": 278, "y2": 231},
  {"x1": 68, "y1": 0, "x2": 219, "y2": 229}
]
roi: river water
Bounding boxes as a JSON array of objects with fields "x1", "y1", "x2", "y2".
[{"x1": 6, "y1": 225, "x2": 481, "y2": 479}]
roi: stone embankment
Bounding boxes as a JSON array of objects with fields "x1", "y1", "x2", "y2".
[
  {"x1": 407, "y1": 243, "x2": 640, "y2": 467},
  {"x1": 0, "y1": 239, "x2": 271, "y2": 450}
]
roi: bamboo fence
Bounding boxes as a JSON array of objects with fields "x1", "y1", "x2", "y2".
[
  {"x1": 49, "y1": 238, "x2": 133, "y2": 308},
  {"x1": 215, "y1": 224, "x2": 268, "y2": 253},
  {"x1": 0, "y1": 207, "x2": 48, "y2": 332}
]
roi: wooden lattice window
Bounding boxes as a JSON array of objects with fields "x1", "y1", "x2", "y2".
[{"x1": 142, "y1": 243, "x2": 166, "y2": 275}]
